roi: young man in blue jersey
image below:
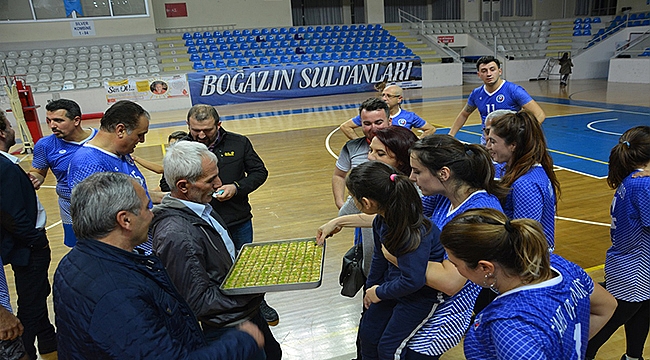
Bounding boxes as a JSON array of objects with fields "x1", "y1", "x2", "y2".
[
  {"x1": 449, "y1": 56, "x2": 546, "y2": 144},
  {"x1": 28, "y1": 99, "x2": 98, "y2": 247},
  {"x1": 339, "y1": 85, "x2": 436, "y2": 140}
]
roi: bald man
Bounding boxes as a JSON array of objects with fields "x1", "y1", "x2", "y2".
[{"x1": 339, "y1": 85, "x2": 436, "y2": 139}]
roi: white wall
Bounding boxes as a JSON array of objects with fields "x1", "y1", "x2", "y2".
[
  {"x1": 364, "y1": 0, "x2": 386, "y2": 23},
  {"x1": 151, "y1": 0, "x2": 293, "y2": 29},
  {"x1": 501, "y1": 58, "x2": 549, "y2": 81},
  {"x1": 573, "y1": 26, "x2": 650, "y2": 79},
  {"x1": 421, "y1": 63, "x2": 463, "y2": 87},
  {"x1": 463, "y1": 0, "x2": 481, "y2": 22},
  {"x1": 609, "y1": 58, "x2": 650, "y2": 83},
  {"x1": 0, "y1": 1, "x2": 156, "y2": 44}
]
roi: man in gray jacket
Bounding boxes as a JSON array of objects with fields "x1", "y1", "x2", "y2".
[{"x1": 150, "y1": 141, "x2": 281, "y2": 360}]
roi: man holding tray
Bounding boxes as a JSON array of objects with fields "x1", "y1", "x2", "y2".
[{"x1": 151, "y1": 141, "x2": 282, "y2": 360}]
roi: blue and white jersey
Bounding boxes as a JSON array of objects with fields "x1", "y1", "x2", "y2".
[
  {"x1": 605, "y1": 171, "x2": 650, "y2": 302},
  {"x1": 351, "y1": 108, "x2": 427, "y2": 129},
  {"x1": 503, "y1": 165, "x2": 556, "y2": 250},
  {"x1": 468, "y1": 80, "x2": 533, "y2": 127},
  {"x1": 32, "y1": 129, "x2": 97, "y2": 222},
  {"x1": 68, "y1": 144, "x2": 153, "y2": 253},
  {"x1": 464, "y1": 254, "x2": 594, "y2": 360},
  {"x1": 0, "y1": 257, "x2": 12, "y2": 313},
  {"x1": 409, "y1": 191, "x2": 503, "y2": 356}
]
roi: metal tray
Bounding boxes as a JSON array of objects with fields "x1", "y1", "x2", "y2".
[{"x1": 220, "y1": 237, "x2": 325, "y2": 295}]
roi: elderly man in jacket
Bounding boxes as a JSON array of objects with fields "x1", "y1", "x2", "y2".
[
  {"x1": 151, "y1": 141, "x2": 281, "y2": 360},
  {"x1": 53, "y1": 172, "x2": 264, "y2": 359}
]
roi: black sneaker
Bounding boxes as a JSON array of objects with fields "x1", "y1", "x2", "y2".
[
  {"x1": 621, "y1": 355, "x2": 645, "y2": 360},
  {"x1": 260, "y1": 299, "x2": 279, "y2": 326}
]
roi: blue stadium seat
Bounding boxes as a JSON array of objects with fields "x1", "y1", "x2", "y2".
[
  {"x1": 306, "y1": 47, "x2": 315, "y2": 54},
  {"x1": 313, "y1": 32, "x2": 322, "y2": 39},
  {"x1": 574, "y1": 18, "x2": 582, "y2": 24},
  {"x1": 367, "y1": 24, "x2": 375, "y2": 30},
  {"x1": 322, "y1": 32, "x2": 330, "y2": 39},
  {"x1": 359, "y1": 51, "x2": 368, "y2": 58},
  {"x1": 251, "y1": 42, "x2": 260, "y2": 49},
  {"x1": 203, "y1": 31, "x2": 213, "y2": 38},
  {"x1": 212, "y1": 52, "x2": 222, "y2": 60},
  {"x1": 387, "y1": 49, "x2": 396, "y2": 56},
  {"x1": 183, "y1": 32, "x2": 192, "y2": 40},
  {"x1": 328, "y1": 38, "x2": 337, "y2": 45},
  {"x1": 342, "y1": 25, "x2": 350, "y2": 31},
  {"x1": 213, "y1": 31, "x2": 222, "y2": 38},
  {"x1": 331, "y1": 52, "x2": 340, "y2": 60},
  {"x1": 324, "y1": 25, "x2": 333, "y2": 32},
  {"x1": 260, "y1": 57, "x2": 270, "y2": 65},
  {"x1": 193, "y1": 32, "x2": 202, "y2": 39},
  {"x1": 261, "y1": 28, "x2": 270, "y2": 35},
  {"x1": 260, "y1": 42, "x2": 270, "y2": 49},
  {"x1": 582, "y1": 29, "x2": 591, "y2": 35},
  {"x1": 206, "y1": 38, "x2": 215, "y2": 45},
  {"x1": 244, "y1": 50, "x2": 254, "y2": 57},
  {"x1": 241, "y1": 43, "x2": 250, "y2": 51},
  {"x1": 358, "y1": 24, "x2": 366, "y2": 31},
  {"x1": 232, "y1": 30, "x2": 241, "y2": 37},
  {"x1": 265, "y1": 49, "x2": 274, "y2": 56},
  {"x1": 288, "y1": 27, "x2": 296, "y2": 34},
  {"x1": 187, "y1": 46, "x2": 198, "y2": 54},
  {"x1": 396, "y1": 42, "x2": 405, "y2": 49},
  {"x1": 583, "y1": 17, "x2": 591, "y2": 23},
  {"x1": 185, "y1": 39, "x2": 195, "y2": 46},
  {"x1": 378, "y1": 49, "x2": 387, "y2": 57},
  {"x1": 643, "y1": 19, "x2": 650, "y2": 26},
  {"x1": 573, "y1": 30, "x2": 582, "y2": 36},
  {"x1": 369, "y1": 50, "x2": 377, "y2": 58},
  {"x1": 301, "y1": 54, "x2": 310, "y2": 62},
  {"x1": 201, "y1": 53, "x2": 211, "y2": 60},
  {"x1": 270, "y1": 56, "x2": 280, "y2": 64},
  {"x1": 321, "y1": 53, "x2": 331, "y2": 60},
  {"x1": 227, "y1": 59, "x2": 237, "y2": 67},
  {"x1": 573, "y1": 24, "x2": 581, "y2": 30},
  {"x1": 222, "y1": 51, "x2": 233, "y2": 59},
  {"x1": 196, "y1": 39, "x2": 205, "y2": 45},
  {"x1": 270, "y1": 28, "x2": 279, "y2": 35},
  {"x1": 280, "y1": 27, "x2": 289, "y2": 34},
  {"x1": 334, "y1": 45, "x2": 343, "y2": 52},
  {"x1": 291, "y1": 55, "x2": 300, "y2": 62},
  {"x1": 216, "y1": 37, "x2": 225, "y2": 45},
  {"x1": 223, "y1": 30, "x2": 232, "y2": 37},
  {"x1": 193, "y1": 62, "x2": 204, "y2": 70},
  {"x1": 189, "y1": 53, "x2": 200, "y2": 62},
  {"x1": 280, "y1": 55, "x2": 290, "y2": 63},
  {"x1": 230, "y1": 44, "x2": 240, "y2": 51},
  {"x1": 299, "y1": 27, "x2": 307, "y2": 33},
  {"x1": 249, "y1": 58, "x2": 259, "y2": 66},
  {"x1": 592, "y1": 17, "x2": 601, "y2": 23},
  {"x1": 275, "y1": 48, "x2": 285, "y2": 56},
  {"x1": 242, "y1": 29, "x2": 251, "y2": 36},
  {"x1": 630, "y1": 13, "x2": 638, "y2": 20},
  {"x1": 255, "y1": 49, "x2": 264, "y2": 57},
  {"x1": 204, "y1": 61, "x2": 216, "y2": 69},
  {"x1": 252, "y1": 29, "x2": 260, "y2": 36},
  {"x1": 353, "y1": 44, "x2": 362, "y2": 51},
  {"x1": 233, "y1": 50, "x2": 243, "y2": 58},
  {"x1": 290, "y1": 40, "x2": 299, "y2": 47},
  {"x1": 333, "y1": 25, "x2": 341, "y2": 31},
  {"x1": 226, "y1": 36, "x2": 235, "y2": 44},
  {"x1": 219, "y1": 44, "x2": 229, "y2": 51},
  {"x1": 216, "y1": 60, "x2": 226, "y2": 68},
  {"x1": 583, "y1": 23, "x2": 591, "y2": 29},
  {"x1": 341, "y1": 52, "x2": 350, "y2": 59},
  {"x1": 405, "y1": 49, "x2": 413, "y2": 56}
]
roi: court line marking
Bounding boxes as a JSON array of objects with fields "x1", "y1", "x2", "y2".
[
  {"x1": 325, "y1": 127, "x2": 339, "y2": 160},
  {"x1": 46, "y1": 220, "x2": 62, "y2": 231},
  {"x1": 38, "y1": 185, "x2": 56, "y2": 189},
  {"x1": 585, "y1": 264, "x2": 605, "y2": 273},
  {"x1": 586, "y1": 119, "x2": 623, "y2": 136},
  {"x1": 553, "y1": 165, "x2": 607, "y2": 180},
  {"x1": 555, "y1": 215, "x2": 610, "y2": 227}
]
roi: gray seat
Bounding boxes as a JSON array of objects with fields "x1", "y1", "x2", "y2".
[
  {"x1": 38, "y1": 73, "x2": 51, "y2": 82},
  {"x1": 75, "y1": 70, "x2": 88, "y2": 79},
  {"x1": 88, "y1": 69, "x2": 101, "y2": 78},
  {"x1": 53, "y1": 63, "x2": 65, "y2": 72},
  {"x1": 51, "y1": 72, "x2": 64, "y2": 81},
  {"x1": 64, "y1": 71, "x2": 76, "y2": 80}
]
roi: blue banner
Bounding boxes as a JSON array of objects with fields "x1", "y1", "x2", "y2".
[
  {"x1": 188, "y1": 59, "x2": 422, "y2": 106},
  {"x1": 64, "y1": 0, "x2": 84, "y2": 16}
]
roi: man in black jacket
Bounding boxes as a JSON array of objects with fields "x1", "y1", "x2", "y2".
[
  {"x1": 151, "y1": 141, "x2": 281, "y2": 360},
  {"x1": 159, "y1": 104, "x2": 279, "y2": 325},
  {"x1": 0, "y1": 111, "x2": 57, "y2": 360}
]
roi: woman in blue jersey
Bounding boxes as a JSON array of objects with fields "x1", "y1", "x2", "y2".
[
  {"x1": 586, "y1": 126, "x2": 650, "y2": 360},
  {"x1": 486, "y1": 110, "x2": 560, "y2": 249},
  {"x1": 404, "y1": 135, "x2": 508, "y2": 359},
  {"x1": 347, "y1": 161, "x2": 445, "y2": 360},
  {"x1": 441, "y1": 208, "x2": 616, "y2": 360}
]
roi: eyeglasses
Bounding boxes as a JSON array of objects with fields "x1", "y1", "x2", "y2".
[{"x1": 382, "y1": 93, "x2": 400, "y2": 98}]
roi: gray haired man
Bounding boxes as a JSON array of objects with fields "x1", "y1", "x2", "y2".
[{"x1": 151, "y1": 141, "x2": 281, "y2": 360}]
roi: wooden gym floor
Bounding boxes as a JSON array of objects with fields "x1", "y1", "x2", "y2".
[{"x1": 7, "y1": 78, "x2": 650, "y2": 359}]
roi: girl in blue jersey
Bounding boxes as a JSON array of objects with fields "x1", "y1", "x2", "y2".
[
  {"x1": 441, "y1": 208, "x2": 616, "y2": 360},
  {"x1": 486, "y1": 110, "x2": 560, "y2": 249},
  {"x1": 346, "y1": 161, "x2": 445, "y2": 360},
  {"x1": 586, "y1": 126, "x2": 650, "y2": 360},
  {"x1": 405, "y1": 135, "x2": 508, "y2": 359}
]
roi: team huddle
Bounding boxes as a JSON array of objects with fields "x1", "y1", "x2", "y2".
[{"x1": 0, "y1": 56, "x2": 648, "y2": 360}]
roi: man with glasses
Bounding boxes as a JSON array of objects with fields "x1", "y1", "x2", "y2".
[{"x1": 339, "y1": 85, "x2": 436, "y2": 140}]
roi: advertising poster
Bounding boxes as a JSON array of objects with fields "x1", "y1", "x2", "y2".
[{"x1": 105, "y1": 75, "x2": 189, "y2": 103}]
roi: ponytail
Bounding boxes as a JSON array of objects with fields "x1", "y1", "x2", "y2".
[
  {"x1": 346, "y1": 161, "x2": 430, "y2": 256},
  {"x1": 607, "y1": 126, "x2": 650, "y2": 189},
  {"x1": 441, "y1": 208, "x2": 551, "y2": 283}
]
